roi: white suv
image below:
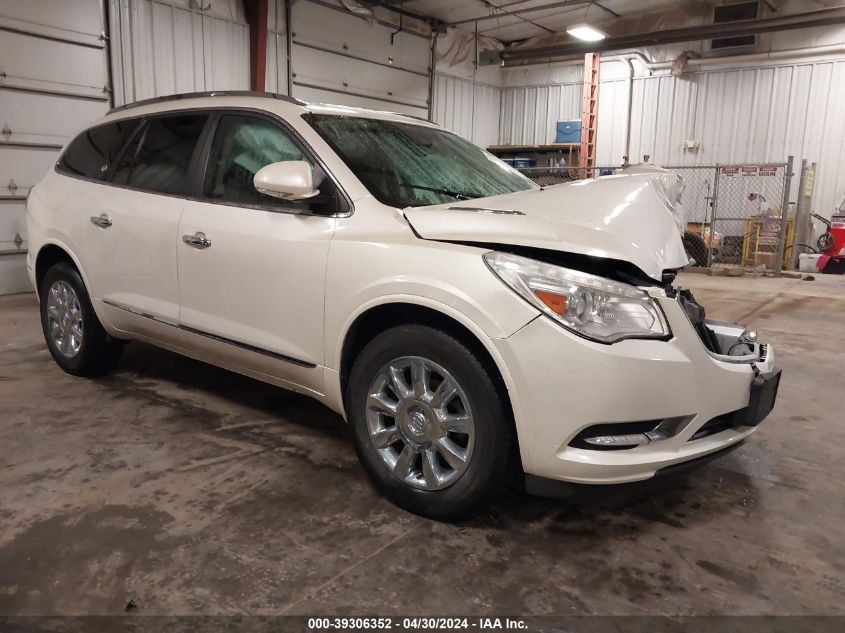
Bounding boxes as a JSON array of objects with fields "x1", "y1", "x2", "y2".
[{"x1": 26, "y1": 91, "x2": 781, "y2": 519}]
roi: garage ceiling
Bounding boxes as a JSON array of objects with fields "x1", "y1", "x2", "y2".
[
  {"x1": 390, "y1": 0, "x2": 709, "y2": 42},
  {"x1": 379, "y1": 0, "x2": 844, "y2": 45}
]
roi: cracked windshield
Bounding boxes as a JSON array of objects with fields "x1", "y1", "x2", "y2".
[{"x1": 305, "y1": 113, "x2": 535, "y2": 207}]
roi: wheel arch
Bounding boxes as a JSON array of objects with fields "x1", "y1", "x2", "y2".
[
  {"x1": 34, "y1": 241, "x2": 86, "y2": 299},
  {"x1": 337, "y1": 299, "x2": 527, "y2": 469}
]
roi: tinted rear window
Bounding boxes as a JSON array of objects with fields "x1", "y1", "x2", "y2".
[
  {"x1": 112, "y1": 114, "x2": 208, "y2": 195},
  {"x1": 58, "y1": 120, "x2": 138, "y2": 180}
]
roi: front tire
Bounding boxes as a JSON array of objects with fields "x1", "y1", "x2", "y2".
[
  {"x1": 683, "y1": 231, "x2": 709, "y2": 267},
  {"x1": 347, "y1": 325, "x2": 517, "y2": 520},
  {"x1": 39, "y1": 261, "x2": 123, "y2": 376}
]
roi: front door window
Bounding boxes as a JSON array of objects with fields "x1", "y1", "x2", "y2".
[{"x1": 202, "y1": 114, "x2": 338, "y2": 214}]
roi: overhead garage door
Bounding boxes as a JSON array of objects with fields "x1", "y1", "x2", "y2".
[
  {"x1": 0, "y1": 0, "x2": 110, "y2": 294},
  {"x1": 291, "y1": 0, "x2": 431, "y2": 118}
]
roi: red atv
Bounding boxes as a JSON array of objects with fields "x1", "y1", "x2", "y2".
[{"x1": 813, "y1": 212, "x2": 845, "y2": 274}]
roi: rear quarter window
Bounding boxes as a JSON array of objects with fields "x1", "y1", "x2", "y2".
[{"x1": 57, "y1": 119, "x2": 138, "y2": 180}]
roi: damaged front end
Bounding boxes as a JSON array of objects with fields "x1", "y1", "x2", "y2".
[
  {"x1": 552, "y1": 285, "x2": 781, "y2": 455},
  {"x1": 675, "y1": 288, "x2": 763, "y2": 361},
  {"x1": 402, "y1": 166, "x2": 780, "y2": 444},
  {"x1": 403, "y1": 167, "x2": 690, "y2": 282}
]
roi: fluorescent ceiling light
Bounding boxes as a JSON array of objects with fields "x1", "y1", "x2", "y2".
[{"x1": 566, "y1": 24, "x2": 606, "y2": 42}]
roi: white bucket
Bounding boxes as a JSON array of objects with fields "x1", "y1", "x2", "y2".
[{"x1": 798, "y1": 253, "x2": 822, "y2": 273}]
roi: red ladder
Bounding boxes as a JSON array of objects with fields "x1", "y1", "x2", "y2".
[{"x1": 579, "y1": 52, "x2": 600, "y2": 173}]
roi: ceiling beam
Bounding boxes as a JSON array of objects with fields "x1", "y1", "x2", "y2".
[
  {"x1": 502, "y1": 5, "x2": 845, "y2": 61},
  {"x1": 478, "y1": 0, "x2": 557, "y2": 34},
  {"x1": 357, "y1": 0, "x2": 443, "y2": 27},
  {"x1": 446, "y1": 0, "x2": 614, "y2": 28}
]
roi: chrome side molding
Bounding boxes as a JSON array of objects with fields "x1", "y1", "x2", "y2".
[
  {"x1": 101, "y1": 298, "x2": 178, "y2": 327},
  {"x1": 100, "y1": 299, "x2": 316, "y2": 368},
  {"x1": 180, "y1": 325, "x2": 316, "y2": 368}
]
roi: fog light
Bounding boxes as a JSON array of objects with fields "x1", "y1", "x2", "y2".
[
  {"x1": 585, "y1": 433, "x2": 650, "y2": 447},
  {"x1": 583, "y1": 429, "x2": 671, "y2": 448},
  {"x1": 571, "y1": 417, "x2": 692, "y2": 451}
]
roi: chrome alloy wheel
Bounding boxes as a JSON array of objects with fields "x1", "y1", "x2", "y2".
[
  {"x1": 366, "y1": 356, "x2": 475, "y2": 491},
  {"x1": 46, "y1": 280, "x2": 84, "y2": 358}
]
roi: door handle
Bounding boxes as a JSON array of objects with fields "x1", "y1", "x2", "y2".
[
  {"x1": 182, "y1": 232, "x2": 212, "y2": 249},
  {"x1": 90, "y1": 213, "x2": 112, "y2": 229}
]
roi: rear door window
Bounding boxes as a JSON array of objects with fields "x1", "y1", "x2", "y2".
[
  {"x1": 58, "y1": 119, "x2": 139, "y2": 180},
  {"x1": 112, "y1": 114, "x2": 208, "y2": 195}
]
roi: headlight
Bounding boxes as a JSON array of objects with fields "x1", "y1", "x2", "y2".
[{"x1": 484, "y1": 252, "x2": 670, "y2": 344}]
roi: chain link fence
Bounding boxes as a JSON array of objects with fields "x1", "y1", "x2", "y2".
[{"x1": 518, "y1": 161, "x2": 792, "y2": 271}]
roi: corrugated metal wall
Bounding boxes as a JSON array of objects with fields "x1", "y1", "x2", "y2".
[
  {"x1": 597, "y1": 59, "x2": 845, "y2": 215},
  {"x1": 265, "y1": 0, "x2": 288, "y2": 95},
  {"x1": 499, "y1": 56, "x2": 845, "y2": 215},
  {"x1": 109, "y1": 0, "x2": 249, "y2": 106},
  {"x1": 498, "y1": 83, "x2": 581, "y2": 146},
  {"x1": 432, "y1": 73, "x2": 500, "y2": 148},
  {"x1": 0, "y1": 0, "x2": 110, "y2": 294}
]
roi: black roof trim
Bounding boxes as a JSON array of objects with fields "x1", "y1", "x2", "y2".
[{"x1": 108, "y1": 91, "x2": 305, "y2": 114}]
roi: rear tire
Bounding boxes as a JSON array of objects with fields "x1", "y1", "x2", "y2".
[
  {"x1": 39, "y1": 261, "x2": 123, "y2": 376},
  {"x1": 347, "y1": 324, "x2": 517, "y2": 521}
]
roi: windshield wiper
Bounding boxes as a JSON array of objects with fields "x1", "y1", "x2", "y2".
[{"x1": 399, "y1": 182, "x2": 480, "y2": 201}]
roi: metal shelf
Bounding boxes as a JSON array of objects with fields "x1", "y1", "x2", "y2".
[{"x1": 487, "y1": 143, "x2": 579, "y2": 152}]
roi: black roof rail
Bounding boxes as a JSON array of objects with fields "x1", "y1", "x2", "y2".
[{"x1": 108, "y1": 91, "x2": 306, "y2": 114}]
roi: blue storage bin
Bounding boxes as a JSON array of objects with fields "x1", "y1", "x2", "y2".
[{"x1": 555, "y1": 120, "x2": 582, "y2": 143}]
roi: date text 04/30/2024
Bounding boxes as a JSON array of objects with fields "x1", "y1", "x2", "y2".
[{"x1": 307, "y1": 617, "x2": 528, "y2": 630}]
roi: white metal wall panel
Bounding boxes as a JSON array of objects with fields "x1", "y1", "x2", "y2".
[
  {"x1": 0, "y1": 147, "x2": 61, "y2": 192},
  {"x1": 433, "y1": 74, "x2": 472, "y2": 142},
  {"x1": 602, "y1": 60, "x2": 845, "y2": 215},
  {"x1": 0, "y1": 0, "x2": 104, "y2": 38},
  {"x1": 293, "y1": 1, "x2": 430, "y2": 74},
  {"x1": 0, "y1": 201, "x2": 24, "y2": 248},
  {"x1": 0, "y1": 0, "x2": 110, "y2": 293},
  {"x1": 290, "y1": 0, "x2": 430, "y2": 117},
  {"x1": 432, "y1": 73, "x2": 500, "y2": 149},
  {"x1": 473, "y1": 82, "x2": 501, "y2": 150},
  {"x1": 498, "y1": 83, "x2": 581, "y2": 146},
  {"x1": 0, "y1": 30, "x2": 106, "y2": 99},
  {"x1": 265, "y1": 0, "x2": 288, "y2": 94},
  {"x1": 294, "y1": 85, "x2": 424, "y2": 117},
  {"x1": 594, "y1": 78, "x2": 627, "y2": 167},
  {"x1": 0, "y1": 91, "x2": 105, "y2": 149},
  {"x1": 266, "y1": 31, "x2": 289, "y2": 95},
  {"x1": 109, "y1": 0, "x2": 249, "y2": 106},
  {"x1": 293, "y1": 43, "x2": 428, "y2": 112},
  {"x1": 500, "y1": 54, "x2": 845, "y2": 214}
]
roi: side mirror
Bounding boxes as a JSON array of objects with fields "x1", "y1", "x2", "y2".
[{"x1": 253, "y1": 160, "x2": 319, "y2": 201}]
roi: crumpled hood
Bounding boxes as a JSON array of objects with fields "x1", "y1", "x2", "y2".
[{"x1": 403, "y1": 170, "x2": 689, "y2": 281}]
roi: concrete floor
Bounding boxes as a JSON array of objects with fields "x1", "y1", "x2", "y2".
[{"x1": 1, "y1": 272, "x2": 844, "y2": 616}]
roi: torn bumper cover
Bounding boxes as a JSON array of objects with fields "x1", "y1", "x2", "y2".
[{"x1": 492, "y1": 286, "x2": 781, "y2": 488}]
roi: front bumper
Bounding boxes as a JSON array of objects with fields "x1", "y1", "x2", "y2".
[{"x1": 494, "y1": 289, "x2": 778, "y2": 485}]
